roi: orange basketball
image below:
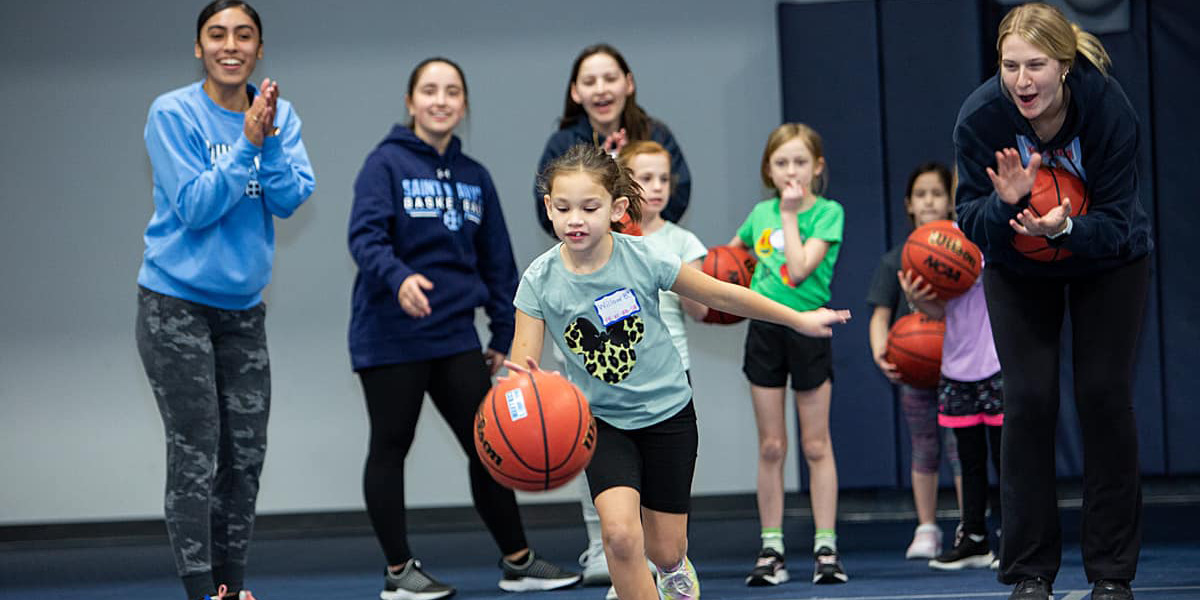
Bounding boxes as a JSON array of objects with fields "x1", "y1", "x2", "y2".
[
  {"x1": 701, "y1": 245, "x2": 757, "y2": 324},
  {"x1": 885, "y1": 313, "x2": 945, "y2": 389},
  {"x1": 474, "y1": 370, "x2": 596, "y2": 492},
  {"x1": 1011, "y1": 167, "x2": 1089, "y2": 261},
  {"x1": 901, "y1": 220, "x2": 982, "y2": 301}
]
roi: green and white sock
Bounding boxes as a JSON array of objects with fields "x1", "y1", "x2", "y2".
[
  {"x1": 761, "y1": 527, "x2": 784, "y2": 555},
  {"x1": 814, "y1": 529, "x2": 837, "y2": 553}
]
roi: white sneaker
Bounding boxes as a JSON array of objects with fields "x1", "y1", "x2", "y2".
[
  {"x1": 905, "y1": 524, "x2": 942, "y2": 559},
  {"x1": 579, "y1": 539, "x2": 611, "y2": 586}
]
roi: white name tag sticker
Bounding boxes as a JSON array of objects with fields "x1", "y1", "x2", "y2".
[
  {"x1": 505, "y1": 388, "x2": 528, "y2": 422},
  {"x1": 594, "y1": 288, "x2": 641, "y2": 327}
]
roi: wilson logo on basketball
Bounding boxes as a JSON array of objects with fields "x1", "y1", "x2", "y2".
[
  {"x1": 475, "y1": 414, "x2": 503, "y2": 467},
  {"x1": 902, "y1": 220, "x2": 982, "y2": 301},
  {"x1": 926, "y1": 230, "x2": 978, "y2": 271}
]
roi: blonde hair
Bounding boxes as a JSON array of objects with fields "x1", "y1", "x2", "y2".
[
  {"x1": 537, "y1": 143, "x2": 643, "y2": 231},
  {"x1": 760, "y1": 123, "x2": 828, "y2": 195},
  {"x1": 997, "y1": 2, "x2": 1111, "y2": 75}
]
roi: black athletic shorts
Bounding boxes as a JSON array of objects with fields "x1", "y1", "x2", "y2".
[
  {"x1": 586, "y1": 401, "x2": 697, "y2": 514},
  {"x1": 742, "y1": 319, "x2": 833, "y2": 391}
]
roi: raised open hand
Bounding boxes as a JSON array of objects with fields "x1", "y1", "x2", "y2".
[{"x1": 987, "y1": 148, "x2": 1042, "y2": 205}]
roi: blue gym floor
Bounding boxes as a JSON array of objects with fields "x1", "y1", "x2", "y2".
[{"x1": 3, "y1": 504, "x2": 1198, "y2": 600}]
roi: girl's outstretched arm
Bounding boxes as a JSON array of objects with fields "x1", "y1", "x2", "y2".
[
  {"x1": 671, "y1": 264, "x2": 850, "y2": 337},
  {"x1": 506, "y1": 309, "x2": 547, "y2": 373},
  {"x1": 678, "y1": 259, "x2": 710, "y2": 320}
]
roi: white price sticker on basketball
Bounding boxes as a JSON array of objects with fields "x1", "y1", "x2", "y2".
[{"x1": 504, "y1": 388, "x2": 528, "y2": 422}]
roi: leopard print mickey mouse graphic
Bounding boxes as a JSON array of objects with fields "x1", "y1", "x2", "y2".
[{"x1": 563, "y1": 315, "x2": 645, "y2": 383}]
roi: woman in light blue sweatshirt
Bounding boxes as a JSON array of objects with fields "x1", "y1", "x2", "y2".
[{"x1": 134, "y1": 2, "x2": 313, "y2": 599}]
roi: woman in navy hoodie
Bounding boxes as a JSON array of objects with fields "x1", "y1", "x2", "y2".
[
  {"x1": 953, "y1": 4, "x2": 1151, "y2": 600},
  {"x1": 533, "y1": 44, "x2": 691, "y2": 238},
  {"x1": 348, "y1": 57, "x2": 580, "y2": 600}
]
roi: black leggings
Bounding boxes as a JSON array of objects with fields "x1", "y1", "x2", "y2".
[
  {"x1": 136, "y1": 287, "x2": 269, "y2": 600},
  {"x1": 359, "y1": 350, "x2": 527, "y2": 565},
  {"x1": 984, "y1": 256, "x2": 1149, "y2": 585},
  {"x1": 953, "y1": 424, "x2": 1001, "y2": 537}
]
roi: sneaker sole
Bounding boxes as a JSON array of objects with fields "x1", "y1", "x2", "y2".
[
  {"x1": 928, "y1": 552, "x2": 996, "y2": 571},
  {"x1": 905, "y1": 548, "x2": 940, "y2": 560},
  {"x1": 745, "y1": 569, "x2": 790, "y2": 586},
  {"x1": 582, "y1": 569, "x2": 612, "y2": 586},
  {"x1": 381, "y1": 589, "x2": 455, "y2": 600},
  {"x1": 813, "y1": 570, "x2": 849, "y2": 584},
  {"x1": 498, "y1": 575, "x2": 582, "y2": 592}
]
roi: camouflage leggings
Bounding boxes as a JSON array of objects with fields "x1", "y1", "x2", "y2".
[{"x1": 135, "y1": 287, "x2": 269, "y2": 599}]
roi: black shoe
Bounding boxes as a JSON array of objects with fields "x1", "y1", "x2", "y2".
[
  {"x1": 1093, "y1": 579, "x2": 1133, "y2": 600},
  {"x1": 1009, "y1": 577, "x2": 1053, "y2": 600},
  {"x1": 745, "y1": 548, "x2": 789, "y2": 586},
  {"x1": 498, "y1": 550, "x2": 582, "y2": 592},
  {"x1": 928, "y1": 527, "x2": 994, "y2": 570},
  {"x1": 383, "y1": 559, "x2": 456, "y2": 600},
  {"x1": 812, "y1": 546, "x2": 848, "y2": 584}
]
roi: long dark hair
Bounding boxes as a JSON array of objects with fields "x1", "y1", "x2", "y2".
[
  {"x1": 537, "y1": 144, "x2": 643, "y2": 232},
  {"x1": 558, "y1": 44, "x2": 651, "y2": 141}
]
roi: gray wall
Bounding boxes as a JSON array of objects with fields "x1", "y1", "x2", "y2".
[{"x1": 0, "y1": 0, "x2": 810, "y2": 524}]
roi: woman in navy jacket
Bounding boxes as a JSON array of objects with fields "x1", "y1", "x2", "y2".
[
  {"x1": 953, "y1": 4, "x2": 1151, "y2": 600},
  {"x1": 533, "y1": 44, "x2": 690, "y2": 238},
  {"x1": 348, "y1": 57, "x2": 579, "y2": 600}
]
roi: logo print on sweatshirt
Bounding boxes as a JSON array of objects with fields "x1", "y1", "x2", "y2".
[
  {"x1": 401, "y1": 178, "x2": 485, "y2": 228},
  {"x1": 207, "y1": 141, "x2": 261, "y2": 198},
  {"x1": 442, "y1": 207, "x2": 462, "y2": 231},
  {"x1": 1015, "y1": 135, "x2": 1086, "y2": 181}
]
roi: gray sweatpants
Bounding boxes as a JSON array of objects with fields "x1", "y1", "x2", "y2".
[{"x1": 135, "y1": 287, "x2": 270, "y2": 600}]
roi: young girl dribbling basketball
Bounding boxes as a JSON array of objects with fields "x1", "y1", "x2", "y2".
[
  {"x1": 731, "y1": 123, "x2": 847, "y2": 586},
  {"x1": 507, "y1": 143, "x2": 851, "y2": 600}
]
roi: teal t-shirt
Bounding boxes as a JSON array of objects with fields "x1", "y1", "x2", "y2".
[
  {"x1": 643, "y1": 221, "x2": 708, "y2": 370},
  {"x1": 514, "y1": 233, "x2": 691, "y2": 430},
  {"x1": 736, "y1": 196, "x2": 843, "y2": 310}
]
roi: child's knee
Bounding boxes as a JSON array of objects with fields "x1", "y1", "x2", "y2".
[
  {"x1": 602, "y1": 521, "x2": 645, "y2": 562},
  {"x1": 801, "y1": 435, "x2": 831, "y2": 463},
  {"x1": 759, "y1": 437, "x2": 787, "y2": 463}
]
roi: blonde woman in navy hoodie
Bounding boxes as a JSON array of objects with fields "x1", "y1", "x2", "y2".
[
  {"x1": 348, "y1": 57, "x2": 580, "y2": 600},
  {"x1": 953, "y1": 4, "x2": 1152, "y2": 600}
]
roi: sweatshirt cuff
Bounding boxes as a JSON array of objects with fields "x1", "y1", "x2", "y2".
[
  {"x1": 260, "y1": 134, "x2": 284, "y2": 164},
  {"x1": 385, "y1": 264, "x2": 415, "y2": 297},
  {"x1": 985, "y1": 193, "x2": 1022, "y2": 225},
  {"x1": 488, "y1": 327, "x2": 515, "y2": 356},
  {"x1": 234, "y1": 133, "x2": 262, "y2": 160}
]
